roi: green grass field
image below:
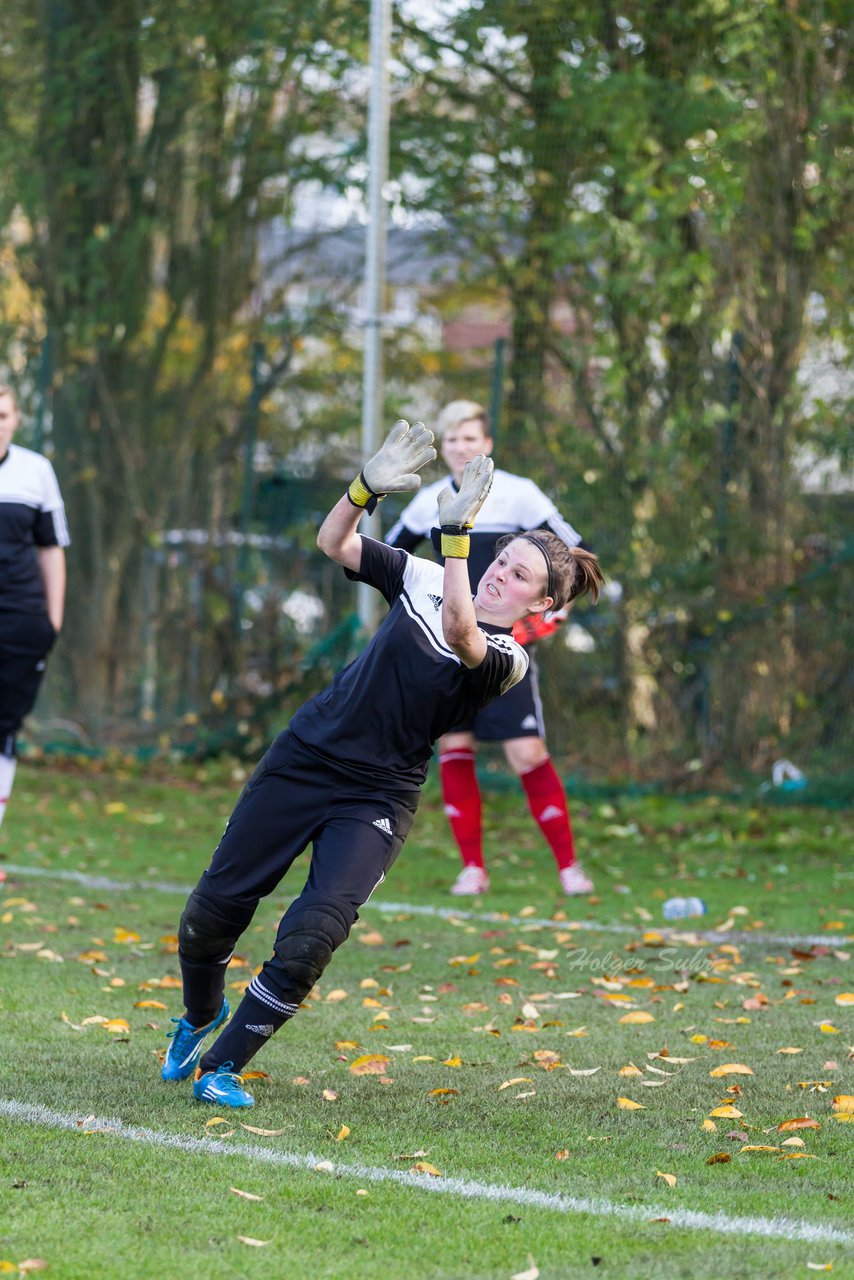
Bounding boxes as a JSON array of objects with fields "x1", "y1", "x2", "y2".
[{"x1": 1, "y1": 760, "x2": 852, "y2": 1279}]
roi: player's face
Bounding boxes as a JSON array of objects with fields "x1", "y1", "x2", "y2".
[
  {"x1": 441, "y1": 418, "x2": 493, "y2": 484},
  {"x1": 474, "y1": 538, "x2": 553, "y2": 625},
  {"x1": 0, "y1": 394, "x2": 19, "y2": 455}
]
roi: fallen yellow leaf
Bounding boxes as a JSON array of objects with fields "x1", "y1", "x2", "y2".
[
  {"x1": 101, "y1": 1019, "x2": 130, "y2": 1034},
  {"x1": 239, "y1": 1124, "x2": 287, "y2": 1136},
  {"x1": 709, "y1": 1063, "x2": 754, "y2": 1077},
  {"x1": 237, "y1": 1236, "x2": 270, "y2": 1247},
  {"x1": 819, "y1": 1023, "x2": 840, "y2": 1034},
  {"x1": 709, "y1": 1105, "x2": 743, "y2": 1118},
  {"x1": 349, "y1": 1054, "x2": 390, "y2": 1075},
  {"x1": 499, "y1": 1078, "x2": 533, "y2": 1091},
  {"x1": 834, "y1": 992, "x2": 854, "y2": 1007},
  {"x1": 410, "y1": 1161, "x2": 442, "y2": 1176},
  {"x1": 705, "y1": 1152, "x2": 731, "y2": 1164},
  {"x1": 619, "y1": 1011, "x2": 656, "y2": 1025},
  {"x1": 656, "y1": 1171, "x2": 677, "y2": 1187},
  {"x1": 616, "y1": 1097, "x2": 645, "y2": 1110},
  {"x1": 134, "y1": 1000, "x2": 167, "y2": 1010},
  {"x1": 230, "y1": 1187, "x2": 264, "y2": 1201},
  {"x1": 619, "y1": 1065, "x2": 643, "y2": 1077},
  {"x1": 776, "y1": 1047, "x2": 803, "y2": 1054},
  {"x1": 325, "y1": 989, "x2": 348, "y2": 1002},
  {"x1": 831, "y1": 1095, "x2": 854, "y2": 1113},
  {"x1": 205, "y1": 1117, "x2": 231, "y2": 1129},
  {"x1": 777, "y1": 1118, "x2": 821, "y2": 1132},
  {"x1": 739, "y1": 1145, "x2": 780, "y2": 1153},
  {"x1": 336, "y1": 1125, "x2": 350, "y2": 1141},
  {"x1": 702, "y1": 1119, "x2": 717, "y2": 1133}
]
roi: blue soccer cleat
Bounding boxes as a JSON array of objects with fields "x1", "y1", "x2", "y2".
[
  {"x1": 161, "y1": 1000, "x2": 229, "y2": 1082},
  {"x1": 192, "y1": 1062, "x2": 255, "y2": 1108}
]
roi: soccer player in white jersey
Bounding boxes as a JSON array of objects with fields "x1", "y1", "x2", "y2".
[
  {"x1": 386, "y1": 400, "x2": 595, "y2": 897},
  {"x1": 161, "y1": 421, "x2": 602, "y2": 1107},
  {"x1": 0, "y1": 385, "x2": 69, "y2": 832}
]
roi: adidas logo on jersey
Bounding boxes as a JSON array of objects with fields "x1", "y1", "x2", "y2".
[
  {"x1": 538, "y1": 804, "x2": 564, "y2": 822},
  {"x1": 246, "y1": 1024, "x2": 275, "y2": 1036},
  {"x1": 521, "y1": 714, "x2": 539, "y2": 730},
  {"x1": 373, "y1": 817, "x2": 393, "y2": 835},
  {"x1": 428, "y1": 593, "x2": 443, "y2": 611}
]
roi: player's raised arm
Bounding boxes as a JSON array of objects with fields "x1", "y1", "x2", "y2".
[
  {"x1": 318, "y1": 419, "x2": 436, "y2": 570},
  {"x1": 438, "y1": 454, "x2": 495, "y2": 668}
]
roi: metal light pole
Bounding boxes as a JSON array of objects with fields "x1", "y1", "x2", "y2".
[{"x1": 358, "y1": 0, "x2": 391, "y2": 632}]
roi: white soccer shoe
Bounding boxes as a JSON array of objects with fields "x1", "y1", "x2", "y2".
[
  {"x1": 559, "y1": 864, "x2": 594, "y2": 896},
  {"x1": 450, "y1": 865, "x2": 490, "y2": 896}
]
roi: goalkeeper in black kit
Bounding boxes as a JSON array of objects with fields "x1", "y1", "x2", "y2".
[{"x1": 161, "y1": 420, "x2": 603, "y2": 1107}]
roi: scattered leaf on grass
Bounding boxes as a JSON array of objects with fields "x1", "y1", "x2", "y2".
[
  {"x1": 230, "y1": 1187, "x2": 264, "y2": 1201},
  {"x1": 777, "y1": 1047, "x2": 803, "y2": 1054},
  {"x1": 805, "y1": 1265, "x2": 833, "y2": 1272},
  {"x1": 619, "y1": 1065, "x2": 643, "y2": 1077},
  {"x1": 325, "y1": 989, "x2": 348, "y2": 1002},
  {"x1": 357, "y1": 930, "x2": 385, "y2": 946},
  {"x1": 410, "y1": 1161, "x2": 442, "y2": 1177},
  {"x1": 240, "y1": 1124, "x2": 287, "y2": 1137},
  {"x1": 499, "y1": 1078, "x2": 533, "y2": 1091},
  {"x1": 619, "y1": 1012, "x2": 655, "y2": 1025},
  {"x1": 705, "y1": 1152, "x2": 731, "y2": 1165},
  {"x1": 834, "y1": 993, "x2": 854, "y2": 1007},
  {"x1": 831, "y1": 1095, "x2": 854, "y2": 1113},
  {"x1": 777, "y1": 1118, "x2": 820, "y2": 1132},
  {"x1": 15, "y1": 1263, "x2": 49, "y2": 1274},
  {"x1": 510, "y1": 1257, "x2": 539, "y2": 1280},
  {"x1": 205, "y1": 1117, "x2": 232, "y2": 1129},
  {"x1": 709, "y1": 1106, "x2": 743, "y2": 1118},
  {"x1": 314, "y1": 1161, "x2": 334, "y2": 1173},
  {"x1": 739, "y1": 1146, "x2": 780, "y2": 1153},
  {"x1": 101, "y1": 1019, "x2": 130, "y2": 1034},
  {"x1": 702, "y1": 1119, "x2": 717, "y2": 1133},
  {"x1": 555, "y1": 1149, "x2": 570, "y2": 1160},
  {"x1": 778, "y1": 1153, "x2": 818, "y2": 1160},
  {"x1": 709, "y1": 1064, "x2": 753, "y2": 1077},
  {"x1": 349, "y1": 1054, "x2": 390, "y2": 1075},
  {"x1": 134, "y1": 1000, "x2": 167, "y2": 1010},
  {"x1": 322, "y1": 1090, "x2": 338, "y2": 1101},
  {"x1": 428, "y1": 1089, "x2": 459, "y2": 1097},
  {"x1": 656, "y1": 1171, "x2": 677, "y2": 1187},
  {"x1": 237, "y1": 1236, "x2": 270, "y2": 1247},
  {"x1": 616, "y1": 1098, "x2": 645, "y2": 1110},
  {"x1": 336, "y1": 1125, "x2": 350, "y2": 1141},
  {"x1": 568, "y1": 1067, "x2": 600, "y2": 1077}
]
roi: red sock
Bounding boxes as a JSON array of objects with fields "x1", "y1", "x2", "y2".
[
  {"x1": 439, "y1": 748, "x2": 484, "y2": 868},
  {"x1": 520, "y1": 758, "x2": 576, "y2": 871}
]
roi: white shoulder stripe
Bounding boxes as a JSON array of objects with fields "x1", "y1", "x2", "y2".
[{"x1": 400, "y1": 592, "x2": 460, "y2": 664}]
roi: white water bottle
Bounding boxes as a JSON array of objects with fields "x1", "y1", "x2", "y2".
[{"x1": 662, "y1": 896, "x2": 707, "y2": 920}]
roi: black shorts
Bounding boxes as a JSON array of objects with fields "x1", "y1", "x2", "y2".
[
  {"x1": 0, "y1": 612, "x2": 56, "y2": 740},
  {"x1": 200, "y1": 730, "x2": 420, "y2": 912},
  {"x1": 448, "y1": 661, "x2": 545, "y2": 742}
]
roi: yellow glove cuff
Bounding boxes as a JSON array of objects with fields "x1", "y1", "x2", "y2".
[
  {"x1": 347, "y1": 473, "x2": 385, "y2": 509},
  {"x1": 441, "y1": 532, "x2": 470, "y2": 559}
]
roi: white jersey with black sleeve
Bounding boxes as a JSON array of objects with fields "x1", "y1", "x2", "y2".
[
  {"x1": 0, "y1": 443, "x2": 71, "y2": 616},
  {"x1": 288, "y1": 538, "x2": 528, "y2": 791},
  {"x1": 385, "y1": 467, "x2": 582, "y2": 587}
]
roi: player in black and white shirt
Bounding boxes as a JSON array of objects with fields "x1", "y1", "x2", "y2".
[
  {"x1": 162, "y1": 420, "x2": 602, "y2": 1107},
  {"x1": 0, "y1": 385, "x2": 70, "y2": 834},
  {"x1": 386, "y1": 399, "x2": 595, "y2": 899}
]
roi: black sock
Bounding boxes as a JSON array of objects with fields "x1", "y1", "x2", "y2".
[
  {"x1": 180, "y1": 953, "x2": 227, "y2": 1029},
  {"x1": 199, "y1": 978, "x2": 299, "y2": 1075}
]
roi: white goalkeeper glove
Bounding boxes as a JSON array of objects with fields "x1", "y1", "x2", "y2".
[
  {"x1": 348, "y1": 419, "x2": 436, "y2": 511},
  {"x1": 436, "y1": 454, "x2": 495, "y2": 558}
]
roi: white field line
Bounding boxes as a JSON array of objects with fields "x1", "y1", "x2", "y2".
[
  {"x1": 1, "y1": 862, "x2": 848, "y2": 950},
  {"x1": 1, "y1": 1098, "x2": 851, "y2": 1248}
]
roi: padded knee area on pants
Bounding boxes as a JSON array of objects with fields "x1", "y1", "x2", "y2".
[
  {"x1": 271, "y1": 893, "x2": 357, "y2": 994},
  {"x1": 178, "y1": 887, "x2": 255, "y2": 964}
]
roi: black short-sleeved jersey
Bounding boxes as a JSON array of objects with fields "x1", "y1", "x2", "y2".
[
  {"x1": 0, "y1": 444, "x2": 70, "y2": 616},
  {"x1": 288, "y1": 537, "x2": 528, "y2": 790},
  {"x1": 385, "y1": 467, "x2": 583, "y2": 588}
]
